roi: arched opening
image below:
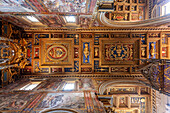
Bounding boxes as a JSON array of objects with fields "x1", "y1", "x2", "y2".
[
  {"x1": 41, "y1": 108, "x2": 78, "y2": 113},
  {"x1": 98, "y1": 80, "x2": 151, "y2": 113}
]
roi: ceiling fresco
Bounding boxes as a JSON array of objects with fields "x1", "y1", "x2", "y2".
[
  {"x1": 0, "y1": 0, "x2": 98, "y2": 28},
  {"x1": 1, "y1": 0, "x2": 170, "y2": 28},
  {"x1": 43, "y1": 0, "x2": 87, "y2": 13},
  {"x1": 0, "y1": 0, "x2": 35, "y2": 12},
  {"x1": 0, "y1": 0, "x2": 96, "y2": 13}
]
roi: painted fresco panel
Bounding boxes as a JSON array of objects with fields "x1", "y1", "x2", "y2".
[
  {"x1": 43, "y1": 0, "x2": 97, "y2": 13},
  {"x1": 37, "y1": 79, "x2": 63, "y2": 91},
  {"x1": 79, "y1": 78, "x2": 95, "y2": 90},
  {"x1": 36, "y1": 93, "x2": 85, "y2": 109},
  {"x1": 0, "y1": 93, "x2": 35, "y2": 111}
]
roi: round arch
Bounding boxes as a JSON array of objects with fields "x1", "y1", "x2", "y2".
[
  {"x1": 98, "y1": 79, "x2": 148, "y2": 95},
  {"x1": 41, "y1": 108, "x2": 78, "y2": 113}
]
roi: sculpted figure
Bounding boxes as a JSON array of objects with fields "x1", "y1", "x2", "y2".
[
  {"x1": 83, "y1": 43, "x2": 89, "y2": 63},
  {"x1": 150, "y1": 43, "x2": 156, "y2": 58}
]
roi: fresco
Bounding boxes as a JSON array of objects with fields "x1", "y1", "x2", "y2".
[
  {"x1": 0, "y1": 79, "x2": 29, "y2": 92},
  {"x1": 37, "y1": 79, "x2": 63, "y2": 91},
  {"x1": 43, "y1": 0, "x2": 96, "y2": 13},
  {"x1": 80, "y1": 17, "x2": 91, "y2": 28},
  {"x1": 0, "y1": 0, "x2": 34, "y2": 12},
  {"x1": 36, "y1": 93, "x2": 85, "y2": 109},
  {"x1": 79, "y1": 78, "x2": 95, "y2": 90},
  {"x1": 0, "y1": 93, "x2": 35, "y2": 111}
]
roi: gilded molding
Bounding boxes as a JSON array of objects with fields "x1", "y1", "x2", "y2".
[
  {"x1": 21, "y1": 74, "x2": 144, "y2": 79},
  {"x1": 24, "y1": 27, "x2": 170, "y2": 32}
]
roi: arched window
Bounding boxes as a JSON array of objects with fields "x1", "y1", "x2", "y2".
[{"x1": 162, "y1": 2, "x2": 170, "y2": 15}]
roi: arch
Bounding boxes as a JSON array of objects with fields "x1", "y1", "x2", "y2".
[
  {"x1": 99, "y1": 12, "x2": 170, "y2": 27},
  {"x1": 98, "y1": 79, "x2": 148, "y2": 95},
  {"x1": 40, "y1": 108, "x2": 78, "y2": 113}
]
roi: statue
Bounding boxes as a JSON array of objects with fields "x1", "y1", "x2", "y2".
[
  {"x1": 83, "y1": 43, "x2": 89, "y2": 63},
  {"x1": 150, "y1": 43, "x2": 156, "y2": 58}
]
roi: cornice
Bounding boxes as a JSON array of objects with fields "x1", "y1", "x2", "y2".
[
  {"x1": 21, "y1": 73, "x2": 144, "y2": 79},
  {"x1": 24, "y1": 27, "x2": 170, "y2": 32}
]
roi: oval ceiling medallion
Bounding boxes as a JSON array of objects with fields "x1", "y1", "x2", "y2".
[{"x1": 47, "y1": 45, "x2": 67, "y2": 61}]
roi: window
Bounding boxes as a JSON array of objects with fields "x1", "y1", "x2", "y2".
[
  {"x1": 20, "y1": 82, "x2": 40, "y2": 90},
  {"x1": 63, "y1": 82, "x2": 75, "y2": 91},
  {"x1": 162, "y1": 2, "x2": 170, "y2": 15},
  {"x1": 26, "y1": 16, "x2": 39, "y2": 22},
  {"x1": 65, "y1": 16, "x2": 76, "y2": 23}
]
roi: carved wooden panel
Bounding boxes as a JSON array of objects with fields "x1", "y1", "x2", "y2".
[
  {"x1": 41, "y1": 40, "x2": 73, "y2": 66},
  {"x1": 21, "y1": 31, "x2": 170, "y2": 75}
]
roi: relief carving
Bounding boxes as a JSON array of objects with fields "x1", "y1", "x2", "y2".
[
  {"x1": 83, "y1": 43, "x2": 90, "y2": 63},
  {"x1": 150, "y1": 43, "x2": 156, "y2": 58}
]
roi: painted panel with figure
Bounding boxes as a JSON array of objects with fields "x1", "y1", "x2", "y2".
[{"x1": 36, "y1": 93, "x2": 85, "y2": 109}]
